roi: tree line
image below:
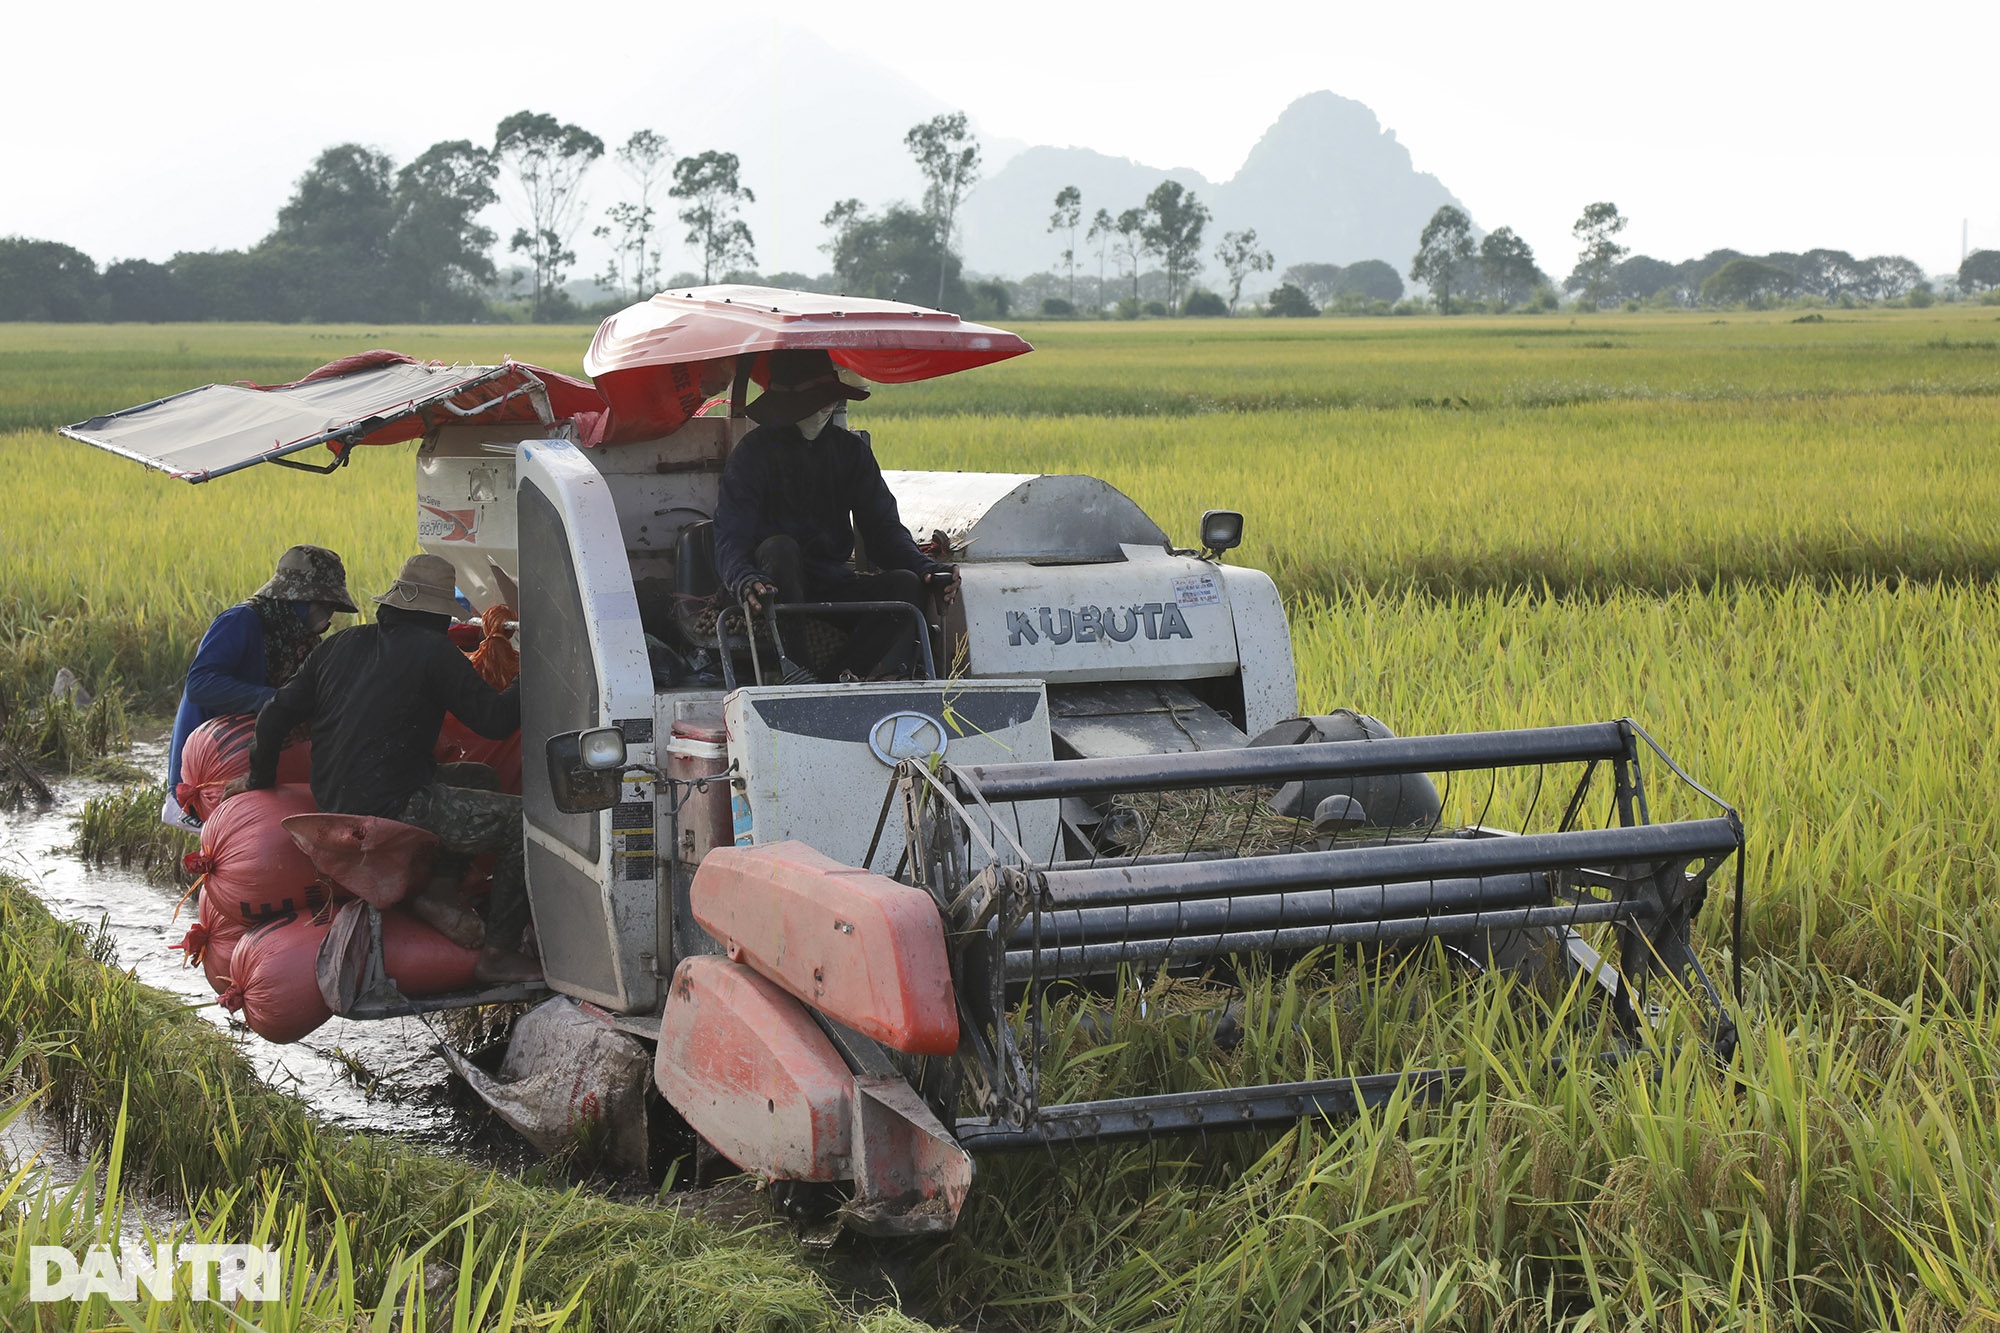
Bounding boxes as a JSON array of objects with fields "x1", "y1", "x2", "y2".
[
  {"x1": 0, "y1": 110, "x2": 760, "y2": 324},
  {"x1": 4, "y1": 116, "x2": 1996, "y2": 322},
  {"x1": 1390, "y1": 201, "x2": 1989, "y2": 315}
]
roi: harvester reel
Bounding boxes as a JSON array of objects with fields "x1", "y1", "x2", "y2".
[{"x1": 894, "y1": 719, "x2": 1743, "y2": 1152}]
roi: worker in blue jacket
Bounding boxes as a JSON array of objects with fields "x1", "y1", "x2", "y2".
[{"x1": 162, "y1": 544, "x2": 356, "y2": 826}]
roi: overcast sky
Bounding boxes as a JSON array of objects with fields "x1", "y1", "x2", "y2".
[{"x1": 8, "y1": 0, "x2": 1996, "y2": 282}]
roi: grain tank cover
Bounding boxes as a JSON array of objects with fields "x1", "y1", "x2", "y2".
[{"x1": 883, "y1": 472, "x2": 1169, "y2": 563}]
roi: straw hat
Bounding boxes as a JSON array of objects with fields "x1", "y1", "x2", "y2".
[
  {"x1": 746, "y1": 349, "x2": 871, "y2": 426},
  {"x1": 255, "y1": 544, "x2": 358, "y2": 613},
  {"x1": 372, "y1": 554, "x2": 464, "y2": 618}
]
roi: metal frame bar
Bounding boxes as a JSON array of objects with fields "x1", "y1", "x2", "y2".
[
  {"x1": 949, "y1": 721, "x2": 1638, "y2": 803},
  {"x1": 955, "y1": 1066, "x2": 1461, "y2": 1151},
  {"x1": 713, "y1": 599, "x2": 938, "y2": 689},
  {"x1": 59, "y1": 364, "x2": 526, "y2": 484},
  {"x1": 1037, "y1": 817, "x2": 1742, "y2": 907}
]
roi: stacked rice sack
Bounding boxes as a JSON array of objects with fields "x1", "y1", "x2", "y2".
[
  {"x1": 175, "y1": 714, "x2": 313, "y2": 823},
  {"x1": 171, "y1": 614, "x2": 522, "y2": 1041},
  {"x1": 173, "y1": 786, "x2": 484, "y2": 1044}
]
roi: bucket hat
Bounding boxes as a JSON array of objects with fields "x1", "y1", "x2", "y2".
[
  {"x1": 372, "y1": 554, "x2": 465, "y2": 619},
  {"x1": 255, "y1": 544, "x2": 358, "y2": 613},
  {"x1": 746, "y1": 349, "x2": 871, "y2": 426}
]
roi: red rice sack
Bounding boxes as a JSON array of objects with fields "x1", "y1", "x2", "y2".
[
  {"x1": 381, "y1": 907, "x2": 482, "y2": 996},
  {"x1": 170, "y1": 889, "x2": 248, "y2": 997},
  {"x1": 177, "y1": 713, "x2": 312, "y2": 821},
  {"x1": 318, "y1": 902, "x2": 483, "y2": 1013},
  {"x1": 434, "y1": 714, "x2": 522, "y2": 795},
  {"x1": 185, "y1": 785, "x2": 339, "y2": 927},
  {"x1": 222, "y1": 913, "x2": 334, "y2": 1044},
  {"x1": 282, "y1": 814, "x2": 439, "y2": 910}
]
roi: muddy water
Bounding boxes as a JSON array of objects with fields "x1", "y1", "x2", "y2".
[{"x1": 0, "y1": 741, "x2": 510, "y2": 1155}]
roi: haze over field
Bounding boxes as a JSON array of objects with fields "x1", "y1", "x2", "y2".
[{"x1": 5, "y1": 0, "x2": 1997, "y2": 284}]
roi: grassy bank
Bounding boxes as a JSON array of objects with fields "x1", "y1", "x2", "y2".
[{"x1": 0, "y1": 876, "x2": 929, "y2": 1331}]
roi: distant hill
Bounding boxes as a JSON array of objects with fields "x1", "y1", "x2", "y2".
[{"x1": 957, "y1": 91, "x2": 1468, "y2": 289}]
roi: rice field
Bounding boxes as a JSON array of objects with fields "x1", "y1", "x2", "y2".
[{"x1": 3, "y1": 309, "x2": 2000, "y2": 1328}]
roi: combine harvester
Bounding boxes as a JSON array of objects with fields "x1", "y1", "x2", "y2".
[{"x1": 65, "y1": 287, "x2": 1745, "y2": 1234}]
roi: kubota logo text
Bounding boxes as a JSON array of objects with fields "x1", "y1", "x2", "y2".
[{"x1": 1004, "y1": 603, "x2": 1195, "y2": 647}]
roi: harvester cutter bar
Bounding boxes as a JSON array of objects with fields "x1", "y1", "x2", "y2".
[
  {"x1": 1006, "y1": 901, "x2": 1650, "y2": 980},
  {"x1": 953, "y1": 1066, "x2": 1459, "y2": 1151},
  {"x1": 1034, "y1": 817, "x2": 1741, "y2": 908}
]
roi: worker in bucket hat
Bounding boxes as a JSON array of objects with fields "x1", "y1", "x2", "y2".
[
  {"x1": 238, "y1": 554, "x2": 539, "y2": 984},
  {"x1": 714, "y1": 348, "x2": 957, "y2": 681},
  {"x1": 163, "y1": 544, "x2": 356, "y2": 828}
]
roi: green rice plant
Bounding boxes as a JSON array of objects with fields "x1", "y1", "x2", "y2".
[
  {"x1": 6, "y1": 309, "x2": 2000, "y2": 709},
  {"x1": 1285, "y1": 580, "x2": 2000, "y2": 1001},
  {"x1": 929, "y1": 953, "x2": 1998, "y2": 1329},
  {"x1": 2, "y1": 1075, "x2": 587, "y2": 1328},
  {"x1": 68, "y1": 785, "x2": 194, "y2": 889},
  {"x1": 0, "y1": 689, "x2": 128, "y2": 774}
]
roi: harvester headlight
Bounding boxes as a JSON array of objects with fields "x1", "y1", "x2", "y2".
[
  {"x1": 1199, "y1": 509, "x2": 1244, "y2": 555},
  {"x1": 545, "y1": 726, "x2": 630, "y2": 814},
  {"x1": 580, "y1": 727, "x2": 630, "y2": 771}
]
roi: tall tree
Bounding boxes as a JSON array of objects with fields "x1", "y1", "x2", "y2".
[
  {"x1": 1570, "y1": 201, "x2": 1629, "y2": 308},
  {"x1": 266, "y1": 143, "x2": 399, "y2": 319},
  {"x1": 1140, "y1": 181, "x2": 1210, "y2": 313},
  {"x1": 1112, "y1": 208, "x2": 1146, "y2": 307},
  {"x1": 671, "y1": 150, "x2": 756, "y2": 284},
  {"x1": 1087, "y1": 208, "x2": 1116, "y2": 312},
  {"x1": 0, "y1": 238, "x2": 102, "y2": 321},
  {"x1": 1959, "y1": 250, "x2": 2000, "y2": 294},
  {"x1": 271, "y1": 144, "x2": 397, "y2": 255},
  {"x1": 819, "y1": 200, "x2": 968, "y2": 309},
  {"x1": 594, "y1": 129, "x2": 672, "y2": 300},
  {"x1": 1049, "y1": 185, "x2": 1082, "y2": 304},
  {"x1": 1213, "y1": 229, "x2": 1272, "y2": 313},
  {"x1": 1411, "y1": 205, "x2": 1475, "y2": 313},
  {"x1": 1699, "y1": 257, "x2": 1794, "y2": 306},
  {"x1": 1797, "y1": 248, "x2": 1864, "y2": 301},
  {"x1": 1336, "y1": 260, "x2": 1404, "y2": 303},
  {"x1": 388, "y1": 140, "x2": 499, "y2": 321},
  {"x1": 904, "y1": 112, "x2": 982, "y2": 308},
  {"x1": 1282, "y1": 262, "x2": 1344, "y2": 306},
  {"x1": 1862, "y1": 254, "x2": 1924, "y2": 301},
  {"x1": 494, "y1": 111, "x2": 605, "y2": 316},
  {"x1": 1478, "y1": 226, "x2": 1542, "y2": 308}
]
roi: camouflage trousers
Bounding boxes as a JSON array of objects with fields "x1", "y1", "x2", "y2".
[{"x1": 399, "y1": 768, "x2": 528, "y2": 952}]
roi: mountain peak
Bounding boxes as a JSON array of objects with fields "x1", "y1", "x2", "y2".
[{"x1": 958, "y1": 90, "x2": 1465, "y2": 284}]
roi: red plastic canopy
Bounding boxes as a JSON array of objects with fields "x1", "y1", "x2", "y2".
[
  {"x1": 584, "y1": 285, "x2": 1032, "y2": 442},
  {"x1": 62, "y1": 288, "x2": 1032, "y2": 480}
]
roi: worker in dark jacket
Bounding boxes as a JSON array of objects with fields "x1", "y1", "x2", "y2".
[
  {"x1": 239, "y1": 554, "x2": 537, "y2": 983},
  {"x1": 713, "y1": 349, "x2": 955, "y2": 680},
  {"x1": 164, "y1": 544, "x2": 355, "y2": 827}
]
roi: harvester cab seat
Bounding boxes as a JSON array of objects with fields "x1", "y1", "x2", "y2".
[{"x1": 673, "y1": 519, "x2": 838, "y2": 685}]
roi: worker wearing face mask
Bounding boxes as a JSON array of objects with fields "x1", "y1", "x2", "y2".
[
  {"x1": 713, "y1": 348, "x2": 955, "y2": 681},
  {"x1": 162, "y1": 544, "x2": 356, "y2": 827}
]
